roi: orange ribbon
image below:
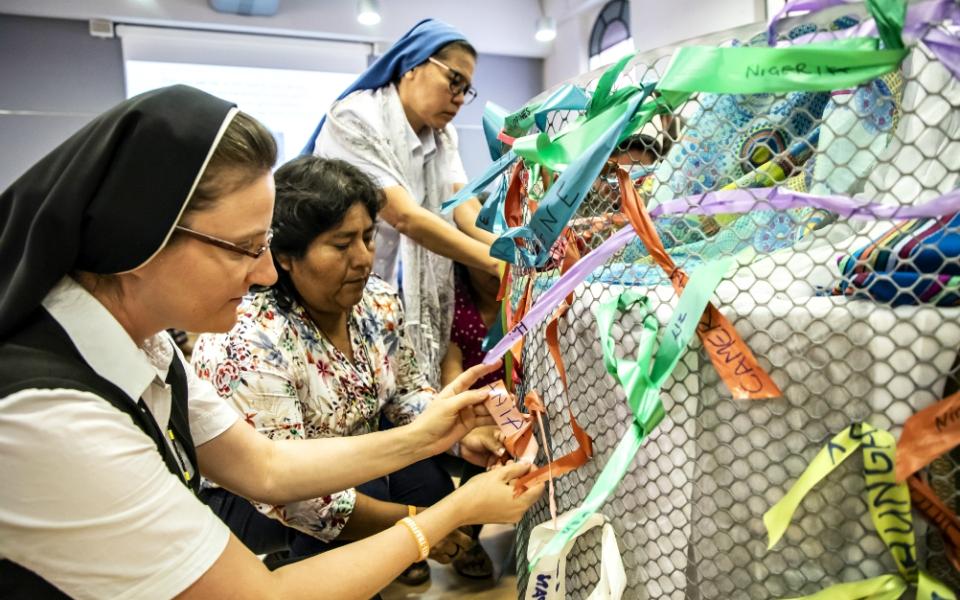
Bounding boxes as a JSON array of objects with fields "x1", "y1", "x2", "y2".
[
  {"x1": 515, "y1": 404, "x2": 594, "y2": 495},
  {"x1": 481, "y1": 381, "x2": 593, "y2": 497},
  {"x1": 908, "y1": 474, "x2": 960, "y2": 572},
  {"x1": 896, "y1": 389, "x2": 960, "y2": 481},
  {"x1": 484, "y1": 380, "x2": 538, "y2": 463},
  {"x1": 544, "y1": 228, "x2": 581, "y2": 391},
  {"x1": 617, "y1": 168, "x2": 781, "y2": 400}
]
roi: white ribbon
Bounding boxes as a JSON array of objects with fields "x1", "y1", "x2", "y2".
[{"x1": 525, "y1": 511, "x2": 627, "y2": 600}]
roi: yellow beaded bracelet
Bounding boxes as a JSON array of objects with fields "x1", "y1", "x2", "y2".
[{"x1": 397, "y1": 516, "x2": 430, "y2": 561}]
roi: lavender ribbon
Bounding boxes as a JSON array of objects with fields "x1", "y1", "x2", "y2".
[
  {"x1": 482, "y1": 225, "x2": 637, "y2": 364},
  {"x1": 649, "y1": 186, "x2": 960, "y2": 220},
  {"x1": 483, "y1": 184, "x2": 960, "y2": 364},
  {"x1": 769, "y1": 0, "x2": 960, "y2": 79}
]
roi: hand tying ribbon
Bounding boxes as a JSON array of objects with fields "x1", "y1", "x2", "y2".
[
  {"x1": 484, "y1": 380, "x2": 540, "y2": 464},
  {"x1": 481, "y1": 381, "x2": 593, "y2": 501}
]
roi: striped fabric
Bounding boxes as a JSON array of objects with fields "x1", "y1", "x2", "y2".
[{"x1": 837, "y1": 210, "x2": 960, "y2": 306}]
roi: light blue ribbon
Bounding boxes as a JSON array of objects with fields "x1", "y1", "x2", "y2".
[{"x1": 490, "y1": 94, "x2": 643, "y2": 267}]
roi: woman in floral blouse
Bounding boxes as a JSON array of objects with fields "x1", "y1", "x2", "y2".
[{"x1": 192, "y1": 156, "x2": 503, "y2": 584}]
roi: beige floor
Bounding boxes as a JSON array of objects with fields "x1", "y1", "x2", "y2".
[{"x1": 381, "y1": 524, "x2": 518, "y2": 600}]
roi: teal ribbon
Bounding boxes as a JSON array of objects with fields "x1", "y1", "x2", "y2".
[
  {"x1": 491, "y1": 93, "x2": 648, "y2": 266},
  {"x1": 481, "y1": 0, "x2": 909, "y2": 266},
  {"x1": 503, "y1": 83, "x2": 591, "y2": 138},
  {"x1": 482, "y1": 101, "x2": 511, "y2": 160},
  {"x1": 441, "y1": 150, "x2": 517, "y2": 213},
  {"x1": 475, "y1": 176, "x2": 510, "y2": 234}
]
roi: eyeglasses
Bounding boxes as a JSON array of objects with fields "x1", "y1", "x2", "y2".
[
  {"x1": 427, "y1": 57, "x2": 477, "y2": 105},
  {"x1": 174, "y1": 225, "x2": 273, "y2": 259}
]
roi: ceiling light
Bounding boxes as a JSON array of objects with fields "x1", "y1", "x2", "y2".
[
  {"x1": 356, "y1": 0, "x2": 381, "y2": 26},
  {"x1": 535, "y1": 16, "x2": 556, "y2": 42}
]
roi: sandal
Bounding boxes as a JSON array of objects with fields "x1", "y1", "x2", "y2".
[
  {"x1": 395, "y1": 560, "x2": 431, "y2": 586},
  {"x1": 452, "y1": 542, "x2": 494, "y2": 579}
]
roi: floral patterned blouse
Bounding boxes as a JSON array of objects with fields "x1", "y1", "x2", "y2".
[{"x1": 191, "y1": 276, "x2": 434, "y2": 542}]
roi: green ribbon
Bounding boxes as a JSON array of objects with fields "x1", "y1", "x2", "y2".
[
  {"x1": 528, "y1": 257, "x2": 733, "y2": 570},
  {"x1": 658, "y1": 0, "x2": 906, "y2": 94},
  {"x1": 511, "y1": 0, "x2": 908, "y2": 174},
  {"x1": 764, "y1": 423, "x2": 956, "y2": 599},
  {"x1": 658, "y1": 37, "x2": 907, "y2": 94},
  {"x1": 587, "y1": 53, "x2": 656, "y2": 118},
  {"x1": 502, "y1": 83, "x2": 591, "y2": 138},
  {"x1": 871, "y1": 0, "x2": 907, "y2": 51}
]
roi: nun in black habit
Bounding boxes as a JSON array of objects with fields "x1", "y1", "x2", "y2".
[{"x1": 0, "y1": 85, "x2": 541, "y2": 600}]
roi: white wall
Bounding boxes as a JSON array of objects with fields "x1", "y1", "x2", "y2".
[
  {"x1": 542, "y1": 0, "x2": 767, "y2": 89},
  {"x1": 543, "y1": 10, "x2": 591, "y2": 91},
  {"x1": 0, "y1": 12, "x2": 542, "y2": 187},
  {"x1": 630, "y1": 0, "x2": 766, "y2": 52},
  {"x1": 0, "y1": 0, "x2": 550, "y2": 58}
]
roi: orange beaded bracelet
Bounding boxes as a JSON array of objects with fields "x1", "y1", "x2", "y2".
[{"x1": 397, "y1": 516, "x2": 430, "y2": 561}]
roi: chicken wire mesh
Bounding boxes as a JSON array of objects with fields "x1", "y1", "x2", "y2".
[{"x1": 504, "y1": 4, "x2": 960, "y2": 599}]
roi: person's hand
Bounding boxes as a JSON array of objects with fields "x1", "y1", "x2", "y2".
[
  {"x1": 410, "y1": 361, "x2": 501, "y2": 456},
  {"x1": 428, "y1": 527, "x2": 474, "y2": 564},
  {"x1": 485, "y1": 258, "x2": 504, "y2": 278},
  {"x1": 452, "y1": 462, "x2": 544, "y2": 526},
  {"x1": 460, "y1": 425, "x2": 506, "y2": 468}
]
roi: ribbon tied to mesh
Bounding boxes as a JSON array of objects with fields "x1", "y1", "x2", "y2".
[
  {"x1": 484, "y1": 168, "x2": 781, "y2": 401},
  {"x1": 528, "y1": 256, "x2": 734, "y2": 570},
  {"x1": 894, "y1": 389, "x2": 960, "y2": 570},
  {"x1": 525, "y1": 511, "x2": 627, "y2": 600},
  {"x1": 481, "y1": 381, "x2": 593, "y2": 501},
  {"x1": 768, "y1": 0, "x2": 960, "y2": 81},
  {"x1": 763, "y1": 422, "x2": 957, "y2": 599},
  {"x1": 446, "y1": 0, "x2": 915, "y2": 270}
]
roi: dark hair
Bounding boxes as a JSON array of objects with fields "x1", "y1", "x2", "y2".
[
  {"x1": 269, "y1": 156, "x2": 385, "y2": 308},
  {"x1": 186, "y1": 111, "x2": 277, "y2": 213},
  {"x1": 617, "y1": 133, "x2": 662, "y2": 160},
  {"x1": 434, "y1": 40, "x2": 478, "y2": 61}
]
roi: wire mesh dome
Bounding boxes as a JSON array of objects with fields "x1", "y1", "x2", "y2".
[{"x1": 450, "y1": 1, "x2": 960, "y2": 598}]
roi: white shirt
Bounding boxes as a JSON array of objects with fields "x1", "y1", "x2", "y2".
[
  {"x1": 315, "y1": 85, "x2": 468, "y2": 285},
  {"x1": 0, "y1": 277, "x2": 239, "y2": 600}
]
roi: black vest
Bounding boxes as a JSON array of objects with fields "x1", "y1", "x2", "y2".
[{"x1": 0, "y1": 310, "x2": 198, "y2": 599}]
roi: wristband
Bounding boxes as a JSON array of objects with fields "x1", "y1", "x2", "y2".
[{"x1": 397, "y1": 516, "x2": 430, "y2": 561}]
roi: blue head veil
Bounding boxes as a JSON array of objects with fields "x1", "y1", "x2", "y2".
[{"x1": 300, "y1": 18, "x2": 468, "y2": 155}]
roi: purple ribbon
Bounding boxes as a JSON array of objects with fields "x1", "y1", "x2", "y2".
[
  {"x1": 484, "y1": 185, "x2": 960, "y2": 364},
  {"x1": 767, "y1": 0, "x2": 860, "y2": 46},
  {"x1": 768, "y1": 0, "x2": 960, "y2": 80},
  {"x1": 482, "y1": 225, "x2": 637, "y2": 364},
  {"x1": 650, "y1": 186, "x2": 960, "y2": 220}
]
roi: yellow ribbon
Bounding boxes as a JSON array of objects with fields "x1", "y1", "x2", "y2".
[
  {"x1": 783, "y1": 574, "x2": 906, "y2": 600},
  {"x1": 764, "y1": 423, "x2": 956, "y2": 600}
]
